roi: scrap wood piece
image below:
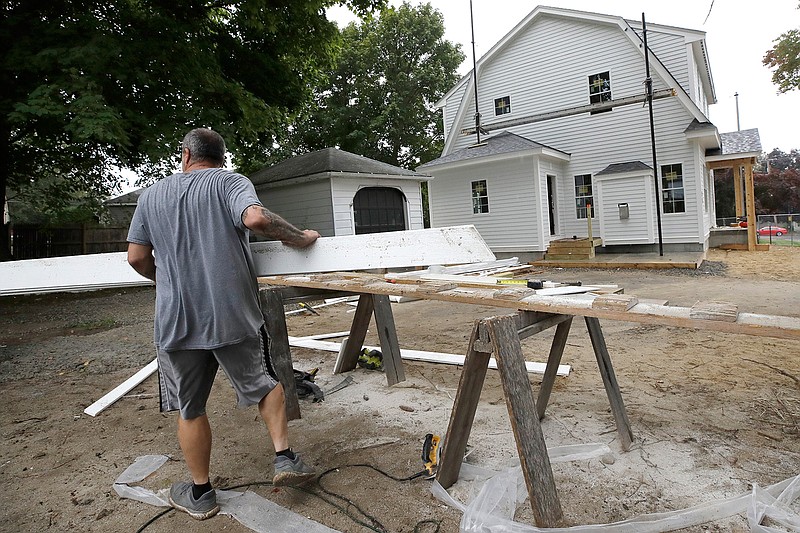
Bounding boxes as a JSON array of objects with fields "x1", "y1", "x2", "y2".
[
  {"x1": 415, "y1": 281, "x2": 459, "y2": 295},
  {"x1": 593, "y1": 294, "x2": 639, "y2": 311},
  {"x1": 689, "y1": 300, "x2": 739, "y2": 322},
  {"x1": 493, "y1": 287, "x2": 537, "y2": 301}
]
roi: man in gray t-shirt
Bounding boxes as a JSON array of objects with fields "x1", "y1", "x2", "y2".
[{"x1": 127, "y1": 128, "x2": 320, "y2": 520}]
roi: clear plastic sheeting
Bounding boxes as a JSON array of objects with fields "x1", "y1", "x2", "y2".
[
  {"x1": 113, "y1": 455, "x2": 339, "y2": 533},
  {"x1": 430, "y1": 445, "x2": 800, "y2": 533}
]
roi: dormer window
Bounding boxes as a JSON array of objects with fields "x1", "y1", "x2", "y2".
[
  {"x1": 588, "y1": 72, "x2": 611, "y2": 114},
  {"x1": 494, "y1": 96, "x2": 511, "y2": 116}
]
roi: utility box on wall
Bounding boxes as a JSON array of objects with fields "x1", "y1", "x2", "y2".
[{"x1": 618, "y1": 203, "x2": 629, "y2": 219}]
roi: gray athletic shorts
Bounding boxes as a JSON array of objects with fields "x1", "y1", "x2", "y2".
[{"x1": 156, "y1": 326, "x2": 280, "y2": 420}]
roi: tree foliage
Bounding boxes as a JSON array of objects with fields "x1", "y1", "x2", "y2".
[
  {"x1": 269, "y1": 1, "x2": 464, "y2": 170},
  {"x1": 1, "y1": 0, "x2": 385, "y2": 258},
  {"x1": 763, "y1": 4, "x2": 800, "y2": 93}
]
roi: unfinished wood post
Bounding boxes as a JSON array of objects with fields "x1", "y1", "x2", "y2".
[
  {"x1": 437, "y1": 321, "x2": 492, "y2": 489},
  {"x1": 488, "y1": 314, "x2": 563, "y2": 527},
  {"x1": 258, "y1": 286, "x2": 301, "y2": 421},
  {"x1": 584, "y1": 316, "x2": 633, "y2": 450},
  {"x1": 334, "y1": 294, "x2": 375, "y2": 374},
  {"x1": 536, "y1": 317, "x2": 573, "y2": 420},
  {"x1": 372, "y1": 294, "x2": 405, "y2": 385}
]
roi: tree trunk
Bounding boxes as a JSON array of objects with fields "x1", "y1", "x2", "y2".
[{"x1": 0, "y1": 118, "x2": 12, "y2": 261}]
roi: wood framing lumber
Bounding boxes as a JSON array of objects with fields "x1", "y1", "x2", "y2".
[
  {"x1": 593, "y1": 294, "x2": 639, "y2": 311},
  {"x1": 259, "y1": 274, "x2": 800, "y2": 340},
  {"x1": 84, "y1": 359, "x2": 158, "y2": 417},
  {"x1": 250, "y1": 225, "x2": 495, "y2": 276},
  {"x1": 287, "y1": 336, "x2": 571, "y2": 376}
]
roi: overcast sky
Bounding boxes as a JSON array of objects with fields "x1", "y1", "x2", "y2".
[{"x1": 328, "y1": 0, "x2": 800, "y2": 153}]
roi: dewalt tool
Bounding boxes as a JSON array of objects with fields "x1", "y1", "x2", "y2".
[
  {"x1": 421, "y1": 433, "x2": 442, "y2": 479},
  {"x1": 358, "y1": 348, "x2": 383, "y2": 370},
  {"x1": 298, "y1": 302, "x2": 319, "y2": 315}
]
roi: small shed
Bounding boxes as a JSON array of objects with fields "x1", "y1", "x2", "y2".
[
  {"x1": 103, "y1": 188, "x2": 145, "y2": 226},
  {"x1": 249, "y1": 148, "x2": 431, "y2": 236}
]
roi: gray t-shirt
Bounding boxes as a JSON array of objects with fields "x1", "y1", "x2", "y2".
[{"x1": 128, "y1": 168, "x2": 264, "y2": 351}]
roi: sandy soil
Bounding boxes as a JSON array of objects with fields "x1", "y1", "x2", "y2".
[{"x1": 1, "y1": 246, "x2": 799, "y2": 532}]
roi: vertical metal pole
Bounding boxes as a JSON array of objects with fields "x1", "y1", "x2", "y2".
[
  {"x1": 470, "y1": 0, "x2": 481, "y2": 144},
  {"x1": 735, "y1": 92, "x2": 740, "y2": 131},
  {"x1": 643, "y1": 13, "x2": 664, "y2": 256}
]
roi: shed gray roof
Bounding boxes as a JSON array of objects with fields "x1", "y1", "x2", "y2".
[
  {"x1": 250, "y1": 147, "x2": 427, "y2": 186},
  {"x1": 418, "y1": 131, "x2": 568, "y2": 169},
  {"x1": 706, "y1": 128, "x2": 762, "y2": 157},
  {"x1": 596, "y1": 161, "x2": 653, "y2": 176},
  {"x1": 104, "y1": 188, "x2": 145, "y2": 205}
]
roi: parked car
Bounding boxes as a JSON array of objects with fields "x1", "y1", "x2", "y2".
[{"x1": 757, "y1": 225, "x2": 788, "y2": 236}]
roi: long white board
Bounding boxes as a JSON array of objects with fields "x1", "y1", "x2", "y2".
[
  {"x1": 250, "y1": 225, "x2": 495, "y2": 276},
  {"x1": 1, "y1": 225, "x2": 495, "y2": 296}
]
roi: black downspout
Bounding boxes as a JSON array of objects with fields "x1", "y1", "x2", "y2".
[{"x1": 643, "y1": 13, "x2": 664, "y2": 256}]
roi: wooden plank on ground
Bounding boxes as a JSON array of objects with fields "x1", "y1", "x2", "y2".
[
  {"x1": 251, "y1": 225, "x2": 495, "y2": 276},
  {"x1": 84, "y1": 359, "x2": 158, "y2": 416},
  {"x1": 690, "y1": 301, "x2": 739, "y2": 322}
]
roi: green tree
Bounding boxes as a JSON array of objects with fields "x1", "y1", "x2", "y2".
[
  {"x1": 763, "y1": 4, "x2": 800, "y2": 93},
  {"x1": 276, "y1": 1, "x2": 464, "y2": 171},
  {"x1": 1, "y1": 0, "x2": 385, "y2": 260}
]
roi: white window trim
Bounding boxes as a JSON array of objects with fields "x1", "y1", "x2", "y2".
[{"x1": 471, "y1": 179, "x2": 490, "y2": 215}]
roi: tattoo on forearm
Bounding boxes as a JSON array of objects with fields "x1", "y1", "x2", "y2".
[{"x1": 257, "y1": 207, "x2": 304, "y2": 242}]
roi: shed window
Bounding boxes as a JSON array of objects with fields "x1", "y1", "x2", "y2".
[
  {"x1": 471, "y1": 180, "x2": 489, "y2": 214},
  {"x1": 494, "y1": 96, "x2": 511, "y2": 116},
  {"x1": 574, "y1": 174, "x2": 594, "y2": 219},
  {"x1": 661, "y1": 163, "x2": 685, "y2": 213},
  {"x1": 588, "y1": 71, "x2": 611, "y2": 114}
]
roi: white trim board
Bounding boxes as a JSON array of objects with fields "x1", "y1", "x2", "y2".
[
  {"x1": 251, "y1": 225, "x2": 494, "y2": 276},
  {"x1": 2, "y1": 225, "x2": 494, "y2": 296},
  {"x1": 84, "y1": 359, "x2": 158, "y2": 417},
  {"x1": 1, "y1": 252, "x2": 153, "y2": 296},
  {"x1": 288, "y1": 337, "x2": 571, "y2": 376}
]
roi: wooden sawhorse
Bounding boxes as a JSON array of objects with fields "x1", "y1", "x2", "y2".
[
  {"x1": 258, "y1": 286, "x2": 406, "y2": 421},
  {"x1": 436, "y1": 311, "x2": 633, "y2": 527}
]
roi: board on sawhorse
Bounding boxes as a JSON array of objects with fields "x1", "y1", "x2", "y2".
[{"x1": 437, "y1": 311, "x2": 634, "y2": 527}]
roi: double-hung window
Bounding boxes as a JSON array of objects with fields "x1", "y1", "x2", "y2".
[
  {"x1": 574, "y1": 174, "x2": 594, "y2": 219},
  {"x1": 471, "y1": 179, "x2": 489, "y2": 214},
  {"x1": 661, "y1": 163, "x2": 685, "y2": 213},
  {"x1": 494, "y1": 96, "x2": 511, "y2": 116},
  {"x1": 588, "y1": 72, "x2": 611, "y2": 114}
]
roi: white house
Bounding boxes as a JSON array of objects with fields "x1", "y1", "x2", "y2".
[
  {"x1": 249, "y1": 148, "x2": 430, "y2": 236},
  {"x1": 419, "y1": 6, "x2": 758, "y2": 259}
]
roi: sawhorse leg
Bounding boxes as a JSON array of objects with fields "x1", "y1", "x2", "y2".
[
  {"x1": 584, "y1": 316, "x2": 633, "y2": 451},
  {"x1": 334, "y1": 294, "x2": 405, "y2": 386},
  {"x1": 258, "y1": 286, "x2": 301, "y2": 421},
  {"x1": 439, "y1": 315, "x2": 563, "y2": 527}
]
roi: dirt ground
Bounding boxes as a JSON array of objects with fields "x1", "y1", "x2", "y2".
[{"x1": 1, "y1": 246, "x2": 799, "y2": 533}]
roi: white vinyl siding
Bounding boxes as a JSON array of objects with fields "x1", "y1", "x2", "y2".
[
  {"x1": 642, "y1": 30, "x2": 689, "y2": 96},
  {"x1": 331, "y1": 178, "x2": 424, "y2": 236},
  {"x1": 595, "y1": 174, "x2": 654, "y2": 244},
  {"x1": 257, "y1": 179, "x2": 335, "y2": 237},
  {"x1": 429, "y1": 156, "x2": 543, "y2": 251}
]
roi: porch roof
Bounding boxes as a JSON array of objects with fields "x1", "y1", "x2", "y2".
[
  {"x1": 418, "y1": 131, "x2": 569, "y2": 170},
  {"x1": 596, "y1": 161, "x2": 653, "y2": 176}
]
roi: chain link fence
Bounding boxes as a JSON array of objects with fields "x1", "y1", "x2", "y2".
[{"x1": 716, "y1": 213, "x2": 798, "y2": 246}]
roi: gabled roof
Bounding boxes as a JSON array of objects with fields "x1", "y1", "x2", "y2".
[
  {"x1": 596, "y1": 161, "x2": 653, "y2": 176},
  {"x1": 104, "y1": 188, "x2": 145, "y2": 205},
  {"x1": 249, "y1": 147, "x2": 427, "y2": 186},
  {"x1": 440, "y1": 6, "x2": 714, "y2": 155},
  {"x1": 705, "y1": 128, "x2": 762, "y2": 160},
  {"x1": 418, "y1": 131, "x2": 569, "y2": 170}
]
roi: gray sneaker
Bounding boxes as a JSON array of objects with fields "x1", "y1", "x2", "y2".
[
  {"x1": 168, "y1": 481, "x2": 220, "y2": 520},
  {"x1": 273, "y1": 454, "x2": 316, "y2": 486}
]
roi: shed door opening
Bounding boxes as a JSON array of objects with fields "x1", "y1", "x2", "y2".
[{"x1": 353, "y1": 187, "x2": 406, "y2": 234}]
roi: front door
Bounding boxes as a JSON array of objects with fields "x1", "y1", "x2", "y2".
[{"x1": 547, "y1": 175, "x2": 557, "y2": 235}]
